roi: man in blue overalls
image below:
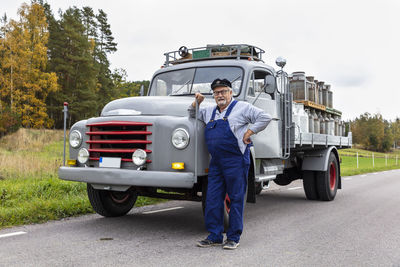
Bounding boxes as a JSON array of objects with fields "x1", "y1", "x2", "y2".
[{"x1": 190, "y1": 78, "x2": 271, "y2": 249}]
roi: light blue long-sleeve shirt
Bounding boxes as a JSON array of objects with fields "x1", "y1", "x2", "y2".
[{"x1": 189, "y1": 98, "x2": 271, "y2": 154}]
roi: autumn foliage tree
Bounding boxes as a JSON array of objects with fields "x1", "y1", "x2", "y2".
[{"x1": 0, "y1": 2, "x2": 58, "y2": 129}]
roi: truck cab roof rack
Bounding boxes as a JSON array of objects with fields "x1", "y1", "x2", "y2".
[{"x1": 163, "y1": 44, "x2": 265, "y2": 66}]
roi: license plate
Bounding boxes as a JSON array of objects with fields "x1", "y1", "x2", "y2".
[{"x1": 99, "y1": 157, "x2": 121, "y2": 168}]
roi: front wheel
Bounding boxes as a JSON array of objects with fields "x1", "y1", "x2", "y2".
[
  {"x1": 316, "y1": 153, "x2": 339, "y2": 201},
  {"x1": 87, "y1": 184, "x2": 138, "y2": 217}
]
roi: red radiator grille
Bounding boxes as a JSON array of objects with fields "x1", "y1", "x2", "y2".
[{"x1": 86, "y1": 121, "x2": 152, "y2": 163}]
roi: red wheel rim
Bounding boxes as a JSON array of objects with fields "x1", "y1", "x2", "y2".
[
  {"x1": 225, "y1": 194, "x2": 231, "y2": 213},
  {"x1": 329, "y1": 162, "x2": 336, "y2": 190},
  {"x1": 110, "y1": 192, "x2": 130, "y2": 204}
]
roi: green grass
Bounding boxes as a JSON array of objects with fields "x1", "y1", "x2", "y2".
[
  {"x1": 340, "y1": 154, "x2": 400, "y2": 176},
  {"x1": 0, "y1": 129, "x2": 163, "y2": 230},
  {"x1": 340, "y1": 147, "x2": 400, "y2": 157}
]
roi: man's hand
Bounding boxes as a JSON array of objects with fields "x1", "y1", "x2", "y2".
[
  {"x1": 192, "y1": 92, "x2": 204, "y2": 107},
  {"x1": 243, "y1": 129, "x2": 255, "y2": 144}
]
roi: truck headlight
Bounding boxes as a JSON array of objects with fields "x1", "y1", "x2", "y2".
[
  {"x1": 69, "y1": 130, "x2": 82, "y2": 148},
  {"x1": 132, "y1": 149, "x2": 147, "y2": 166},
  {"x1": 77, "y1": 148, "x2": 89, "y2": 164},
  {"x1": 171, "y1": 128, "x2": 189, "y2": 149}
]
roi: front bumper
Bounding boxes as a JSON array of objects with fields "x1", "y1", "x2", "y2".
[{"x1": 58, "y1": 167, "x2": 195, "y2": 189}]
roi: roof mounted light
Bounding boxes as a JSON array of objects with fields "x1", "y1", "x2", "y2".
[
  {"x1": 275, "y1": 57, "x2": 287, "y2": 68},
  {"x1": 178, "y1": 46, "x2": 189, "y2": 57}
]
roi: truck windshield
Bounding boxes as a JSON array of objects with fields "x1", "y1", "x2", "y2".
[{"x1": 149, "y1": 67, "x2": 243, "y2": 96}]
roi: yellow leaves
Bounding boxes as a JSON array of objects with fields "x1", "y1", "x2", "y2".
[{"x1": 0, "y1": 2, "x2": 59, "y2": 129}]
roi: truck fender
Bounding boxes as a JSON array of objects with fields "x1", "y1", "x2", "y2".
[{"x1": 301, "y1": 146, "x2": 341, "y2": 189}]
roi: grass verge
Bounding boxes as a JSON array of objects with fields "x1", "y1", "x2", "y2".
[
  {"x1": 340, "y1": 155, "x2": 400, "y2": 176},
  {"x1": 0, "y1": 129, "x2": 163, "y2": 230}
]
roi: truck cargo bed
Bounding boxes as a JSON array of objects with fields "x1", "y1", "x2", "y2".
[{"x1": 294, "y1": 132, "x2": 352, "y2": 149}]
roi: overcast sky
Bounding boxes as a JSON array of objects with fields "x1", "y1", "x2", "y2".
[{"x1": 3, "y1": 0, "x2": 400, "y2": 121}]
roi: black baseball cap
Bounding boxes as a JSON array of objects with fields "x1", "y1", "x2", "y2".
[{"x1": 211, "y1": 78, "x2": 232, "y2": 90}]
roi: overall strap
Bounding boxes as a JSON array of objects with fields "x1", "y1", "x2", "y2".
[
  {"x1": 209, "y1": 106, "x2": 218, "y2": 122},
  {"x1": 223, "y1": 100, "x2": 238, "y2": 120}
]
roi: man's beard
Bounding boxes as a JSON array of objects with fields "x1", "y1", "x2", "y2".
[{"x1": 217, "y1": 98, "x2": 227, "y2": 106}]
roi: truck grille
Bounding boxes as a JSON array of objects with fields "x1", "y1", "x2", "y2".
[{"x1": 86, "y1": 121, "x2": 152, "y2": 163}]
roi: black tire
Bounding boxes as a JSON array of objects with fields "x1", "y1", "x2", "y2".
[
  {"x1": 273, "y1": 174, "x2": 292, "y2": 186},
  {"x1": 302, "y1": 171, "x2": 319, "y2": 200},
  {"x1": 316, "y1": 153, "x2": 339, "y2": 201},
  {"x1": 87, "y1": 184, "x2": 138, "y2": 217},
  {"x1": 255, "y1": 182, "x2": 262, "y2": 195}
]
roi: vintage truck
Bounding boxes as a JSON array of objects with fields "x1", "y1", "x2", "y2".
[{"x1": 59, "y1": 44, "x2": 352, "y2": 223}]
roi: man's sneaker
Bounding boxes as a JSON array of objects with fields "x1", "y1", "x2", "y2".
[
  {"x1": 223, "y1": 240, "x2": 240, "y2": 250},
  {"x1": 196, "y1": 238, "x2": 222, "y2": 248}
]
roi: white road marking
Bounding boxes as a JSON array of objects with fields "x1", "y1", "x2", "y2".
[
  {"x1": 287, "y1": 187, "x2": 302, "y2": 191},
  {"x1": 142, "y1": 207, "x2": 184, "y2": 214},
  {"x1": 344, "y1": 177, "x2": 352, "y2": 181},
  {"x1": 0, "y1": 231, "x2": 27, "y2": 239},
  {"x1": 361, "y1": 175, "x2": 367, "y2": 177}
]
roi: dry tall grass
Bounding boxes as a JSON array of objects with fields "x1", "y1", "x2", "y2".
[
  {"x1": 0, "y1": 128, "x2": 66, "y2": 179},
  {"x1": 0, "y1": 128, "x2": 64, "y2": 152}
]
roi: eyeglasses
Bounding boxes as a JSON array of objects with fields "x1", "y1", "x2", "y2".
[{"x1": 213, "y1": 89, "x2": 230, "y2": 96}]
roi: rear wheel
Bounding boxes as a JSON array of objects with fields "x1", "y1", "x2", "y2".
[
  {"x1": 87, "y1": 184, "x2": 138, "y2": 217},
  {"x1": 302, "y1": 171, "x2": 319, "y2": 200},
  {"x1": 316, "y1": 153, "x2": 339, "y2": 201}
]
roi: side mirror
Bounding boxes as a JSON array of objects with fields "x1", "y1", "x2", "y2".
[{"x1": 264, "y1": 75, "x2": 276, "y2": 94}]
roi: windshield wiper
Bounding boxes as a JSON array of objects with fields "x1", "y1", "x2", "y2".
[
  {"x1": 231, "y1": 75, "x2": 241, "y2": 83},
  {"x1": 170, "y1": 79, "x2": 192, "y2": 95}
]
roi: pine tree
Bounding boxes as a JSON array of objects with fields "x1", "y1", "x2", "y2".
[
  {"x1": 46, "y1": 7, "x2": 98, "y2": 128},
  {"x1": 94, "y1": 9, "x2": 117, "y2": 107}
]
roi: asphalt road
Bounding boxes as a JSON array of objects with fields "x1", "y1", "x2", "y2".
[{"x1": 1, "y1": 170, "x2": 400, "y2": 267}]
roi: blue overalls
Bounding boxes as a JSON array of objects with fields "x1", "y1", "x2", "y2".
[{"x1": 204, "y1": 100, "x2": 250, "y2": 243}]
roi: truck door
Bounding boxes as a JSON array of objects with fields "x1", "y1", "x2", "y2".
[{"x1": 246, "y1": 70, "x2": 282, "y2": 158}]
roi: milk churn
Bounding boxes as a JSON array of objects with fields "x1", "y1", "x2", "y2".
[
  {"x1": 317, "y1": 81, "x2": 325, "y2": 105},
  {"x1": 291, "y1": 72, "x2": 307, "y2": 101},
  {"x1": 318, "y1": 111, "x2": 325, "y2": 134},
  {"x1": 327, "y1": 85, "x2": 333, "y2": 108},
  {"x1": 322, "y1": 84, "x2": 329, "y2": 106},
  {"x1": 314, "y1": 79, "x2": 319, "y2": 104},
  {"x1": 313, "y1": 110, "x2": 320, "y2": 134},
  {"x1": 328, "y1": 114, "x2": 335, "y2": 135},
  {"x1": 306, "y1": 76, "x2": 315, "y2": 103},
  {"x1": 324, "y1": 113, "x2": 329, "y2": 134},
  {"x1": 306, "y1": 108, "x2": 314, "y2": 133},
  {"x1": 334, "y1": 115, "x2": 340, "y2": 136}
]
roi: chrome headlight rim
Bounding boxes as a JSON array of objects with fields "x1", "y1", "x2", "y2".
[
  {"x1": 69, "y1": 130, "x2": 82, "y2": 148},
  {"x1": 171, "y1": 128, "x2": 190, "y2": 150},
  {"x1": 132, "y1": 149, "x2": 147, "y2": 166},
  {"x1": 77, "y1": 148, "x2": 89, "y2": 164}
]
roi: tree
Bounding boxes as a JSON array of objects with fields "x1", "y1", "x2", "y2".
[
  {"x1": 94, "y1": 9, "x2": 117, "y2": 108},
  {"x1": 46, "y1": 7, "x2": 98, "y2": 128},
  {"x1": 351, "y1": 112, "x2": 394, "y2": 152},
  {"x1": 0, "y1": 3, "x2": 58, "y2": 128}
]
